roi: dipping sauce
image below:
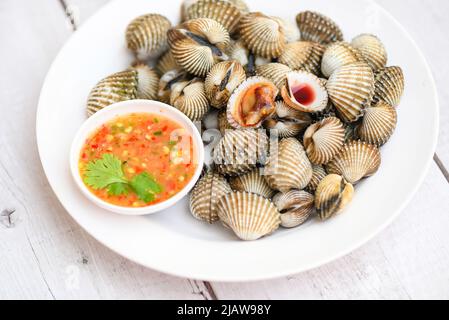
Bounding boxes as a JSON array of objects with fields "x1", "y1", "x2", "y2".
[{"x1": 79, "y1": 113, "x2": 197, "y2": 207}]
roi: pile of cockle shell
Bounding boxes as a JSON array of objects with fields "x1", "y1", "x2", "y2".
[{"x1": 86, "y1": 0, "x2": 404, "y2": 241}]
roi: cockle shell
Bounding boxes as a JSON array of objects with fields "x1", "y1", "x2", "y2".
[
  {"x1": 315, "y1": 174, "x2": 354, "y2": 221},
  {"x1": 184, "y1": 0, "x2": 243, "y2": 33},
  {"x1": 131, "y1": 63, "x2": 160, "y2": 100},
  {"x1": 155, "y1": 51, "x2": 180, "y2": 76},
  {"x1": 306, "y1": 165, "x2": 327, "y2": 193},
  {"x1": 264, "y1": 138, "x2": 313, "y2": 193},
  {"x1": 278, "y1": 41, "x2": 325, "y2": 76},
  {"x1": 273, "y1": 190, "x2": 315, "y2": 228},
  {"x1": 281, "y1": 71, "x2": 329, "y2": 113},
  {"x1": 205, "y1": 61, "x2": 246, "y2": 109},
  {"x1": 326, "y1": 62, "x2": 375, "y2": 123},
  {"x1": 239, "y1": 12, "x2": 286, "y2": 59},
  {"x1": 158, "y1": 69, "x2": 190, "y2": 104},
  {"x1": 229, "y1": 168, "x2": 275, "y2": 199},
  {"x1": 217, "y1": 109, "x2": 233, "y2": 134},
  {"x1": 296, "y1": 11, "x2": 343, "y2": 45},
  {"x1": 303, "y1": 117, "x2": 345, "y2": 165},
  {"x1": 321, "y1": 42, "x2": 365, "y2": 78},
  {"x1": 227, "y1": 77, "x2": 278, "y2": 129},
  {"x1": 356, "y1": 101, "x2": 397, "y2": 146},
  {"x1": 351, "y1": 34, "x2": 387, "y2": 72},
  {"x1": 326, "y1": 140, "x2": 381, "y2": 184},
  {"x1": 372, "y1": 66, "x2": 404, "y2": 107},
  {"x1": 226, "y1": 40, "x2": 270, "y2": 76},
  {"x1": 263, "y1": 101, "x2": 312, "y2": 138},
  {"x1": 217, "y1": 191, "x2": 281, "y2": 241},
  {"x1": 170, "y1": 78, "x2": 210, "y2": 121},
  {"x1": 87, "y1": 70, "x2": 138, "y2": 117},
  {"x1": 272, "y1": 17, "x2": 300, "y2": 43},
  {"x1": 256, "y1": 63, "x2": 292, "y2": 92},
  {"x1": 213, "y1": 129, "x2": 268, "y2": 176},
  {"x1": 190, "y1": 171, "x2": 232, "y2": 223},
  {"x1": 168, "y1": 18, "x2": 230, "y2": 77},
  {"x1": 126, "y1": 14, "x2": 172, "y2": 61}
]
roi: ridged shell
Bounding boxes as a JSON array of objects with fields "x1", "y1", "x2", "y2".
[
  {"x1": 229, "y1": 168, "x2": 275, "y2": 199},
  {"x1": 86, "y1": 70, "x2": 138, "y2": 117},
  {"x1": 217, "y1": 192, "x2": 281, "y2": 241},
  {"x1": 326, "y1": 62, "x2": 375, "y2": 123},
  {"x1": 306, "y1": 165, "x2": 327, "y2": 193},
  {"x1": 158, "y1": 69, "x2": 190, "y2": 104},
  {"x1": 278, "y1": 41, "x2": 325, "y2": 76},
  {"x1": 356, "y1": 101, "x2": 397, "y2": 146},
  {"x1": 263, "y1": 101, "x2": 312, "y2": 138},
  {"x1": 155, "y1": 51, "x2": 180, "y2": 76},
  {"x1": 373, "y1": 66, "x2": 404, "y2": 107},
  {"x1": 272, "y1": 17, "x2": 300, "y2": 43},
  {"x1": 190, "y1": 171, "x2": 232, "y2": 223},
  {"x1": 226, "y1": 40, "x2": 270, "y2": 76},
  {"x1": 185, "y1": 0, "x2": 243, "y2": 33},
  {"x1": 303, "y1": 117, "x2": 345, "y2": 165},
  {"x1": 217, "y1": 109, "x2": 233, "y2": 134},
  {"x1": 326, "y1": 140, "x2": 381, "y2": 184},
  {"x1": 281, "y1": 71, "x2": 329, "y2": 113},
  {"x1": 351, "y1": 34, "x2": 387, "y2": 72},
  {"x1": 205, "y1": 61, "x2": 246, "y2": 109},
  {"x1": 321, "y1": 42, "x2": 365, "y2": 78},
  {"x1": 131, "y1": 63, "x2": 159, "y2": 100},
  {"x1": 296, "y1": 11, "x2": 343, "y2": 45},
  {"x1": 170, "y1": 78, "x2": 210, "y2": 121},
  {"x1": 227, "y1": 77, "x2": 278, "y2": 129},
  {"x1": 126, "y1": 14, "x2": 172, "y2": 60},
  {"x1": 239, "y1": 12, "x2": 286, "y2": 59},
  {"x1": 213, "y1": 129, "x2": 268, "y2": 176},
  {"x1": 168, "y1": 18, "x2": 230, "y2": 77},
  {"x1": 256, "y1": 63, "x2": 292, "y2": 92},
  {"x1": 315, "y1": 174, "x2": 354, "y2": 221},
  {"x1": 273, "y1": 190, "x2": 315, "y2": 228},
  {"x1": 264, "y1": 138, "x2": 313, "y2": 193}
]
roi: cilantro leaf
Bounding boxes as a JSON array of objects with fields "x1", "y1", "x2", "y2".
[
  {"x1": 107, "y1": 182, "x2": 129, "y2": 196},
  {"x1": 130, "y1": 172, "x2": 163, "y2": 203},
  {"x1": 84, "y1": 154, "x2": 128, "y2": 190}
]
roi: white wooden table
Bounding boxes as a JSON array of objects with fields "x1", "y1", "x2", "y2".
[{"x1": 1, "y1": 0, "x2": 448, "y2": 300}]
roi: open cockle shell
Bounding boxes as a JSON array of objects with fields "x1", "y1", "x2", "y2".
[
  {"x1": 306, "y1": 164, "x2": 327, "y2": 193},
  {"x1": 356, "y1": 101, "x2": 397, "y2": 146},
  {"x1": 168, "y1": 18, "x2": 230, "y2": 77},
  {"x1": 217, "y1": 191, "x2": 281, "y2": 241},
  {"x1": 87, "y1": 70, "x2": 138, "y2": 117},
  {"x1": 184, "y1": 0, "x2": 243, "y2": 33},
  {"x1": 296, "y1": 11, "x2": 343, "y2": 45},
  {"x1": 273, "y1": 190, "x2": 315, "y2": 228},
  {"x1": 281, "y1": 71, "x2": 329, "y2": 113},
  {"x1": 315, "y1": 174, "x2": 354, "y2": 221},
  {"x1": 326, "y1": 140, "x2": 381, "y2": 184},
  {"x1": 321, "y1": 42, "x2": 365, "y2": 78},
  {"x1": 131, "y1": 63, "x2": 160, "y2": 101},
  {"x1": 158, "y1": 69, "x2": 190, "y2": 104},
  {"x1": 278, "y1": 41, "x2": 325, "y2": 76},
  {"x1": 256, "y1": 63, "x2": 292, "y2": 92},
  {"x1": 372, "y1": 66, "x2": 405, "y2": 107},
  {"x1": 205, "y1": 61, "x2": 246, "y2": 109},
  {"x1": 303, "y1": 117, "x2": 345, "y2": 165},
  {"x1": 227, "y1": 77, "x2": 278, "y2": 129},
  {"x1": 229, "y1": 168, "x2": 275, "y2": 199},
  {"x1": 213, "y1": 129, "x2": 268, "y2": 176},
  {"x1": 326, "y1": 62, "x2": 375, "y2": 123},
  {"x1": 170, "y1": 78, "x2": 210, "y2": 121},
  {"x1": 239, "y1": 12, "x2": 286, "y2": 59},
  {"x1": 264, "y1": 138, "x2": 313, "y2": 193},
  {"x1": 263, "y1": 101, "x2": 312, "y2": 138},
  {"x1": 190, "y1": 171, "x2": 232, "y2": 223},
  {"x1": 351, "y1": 34, "x2": 387, "y2": 72},
  {"x1": 126, "y1": 14, "x2": 172, "y2": 61}
]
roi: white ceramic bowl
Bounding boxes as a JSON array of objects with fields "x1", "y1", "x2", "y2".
[{"x1": 69, "y1": 100, "x2": 204, "y2": 216}]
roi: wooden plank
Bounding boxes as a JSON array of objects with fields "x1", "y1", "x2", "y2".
[
  {"x1": 0, "y1": 0, "x2": 211, "y2": 300},
  {"x1": 210, "y1": 164, "x2": 449, "y2": 299}
]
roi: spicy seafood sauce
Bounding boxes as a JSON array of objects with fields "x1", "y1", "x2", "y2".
[{"x1": 79, "y1": 113, "x2": 197, "y2": 207}]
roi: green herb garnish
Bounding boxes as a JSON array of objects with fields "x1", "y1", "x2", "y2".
[
  {"x1": 153, "y1": 117, "x2": 160, "y2": 123},
  {"x1": 83, "y1": 154, "x2": 162, "y2": 202},
  {"x1": 168, "y1": 140, "x2": 177, "y2": 147},
  {"x1": 153, "y1": 130, "x2": 163, "y2": 136}
]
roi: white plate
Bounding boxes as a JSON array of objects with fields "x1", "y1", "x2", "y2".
[{"x1": 37, "y1": 0, "x2": 439, "y2": 281}]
